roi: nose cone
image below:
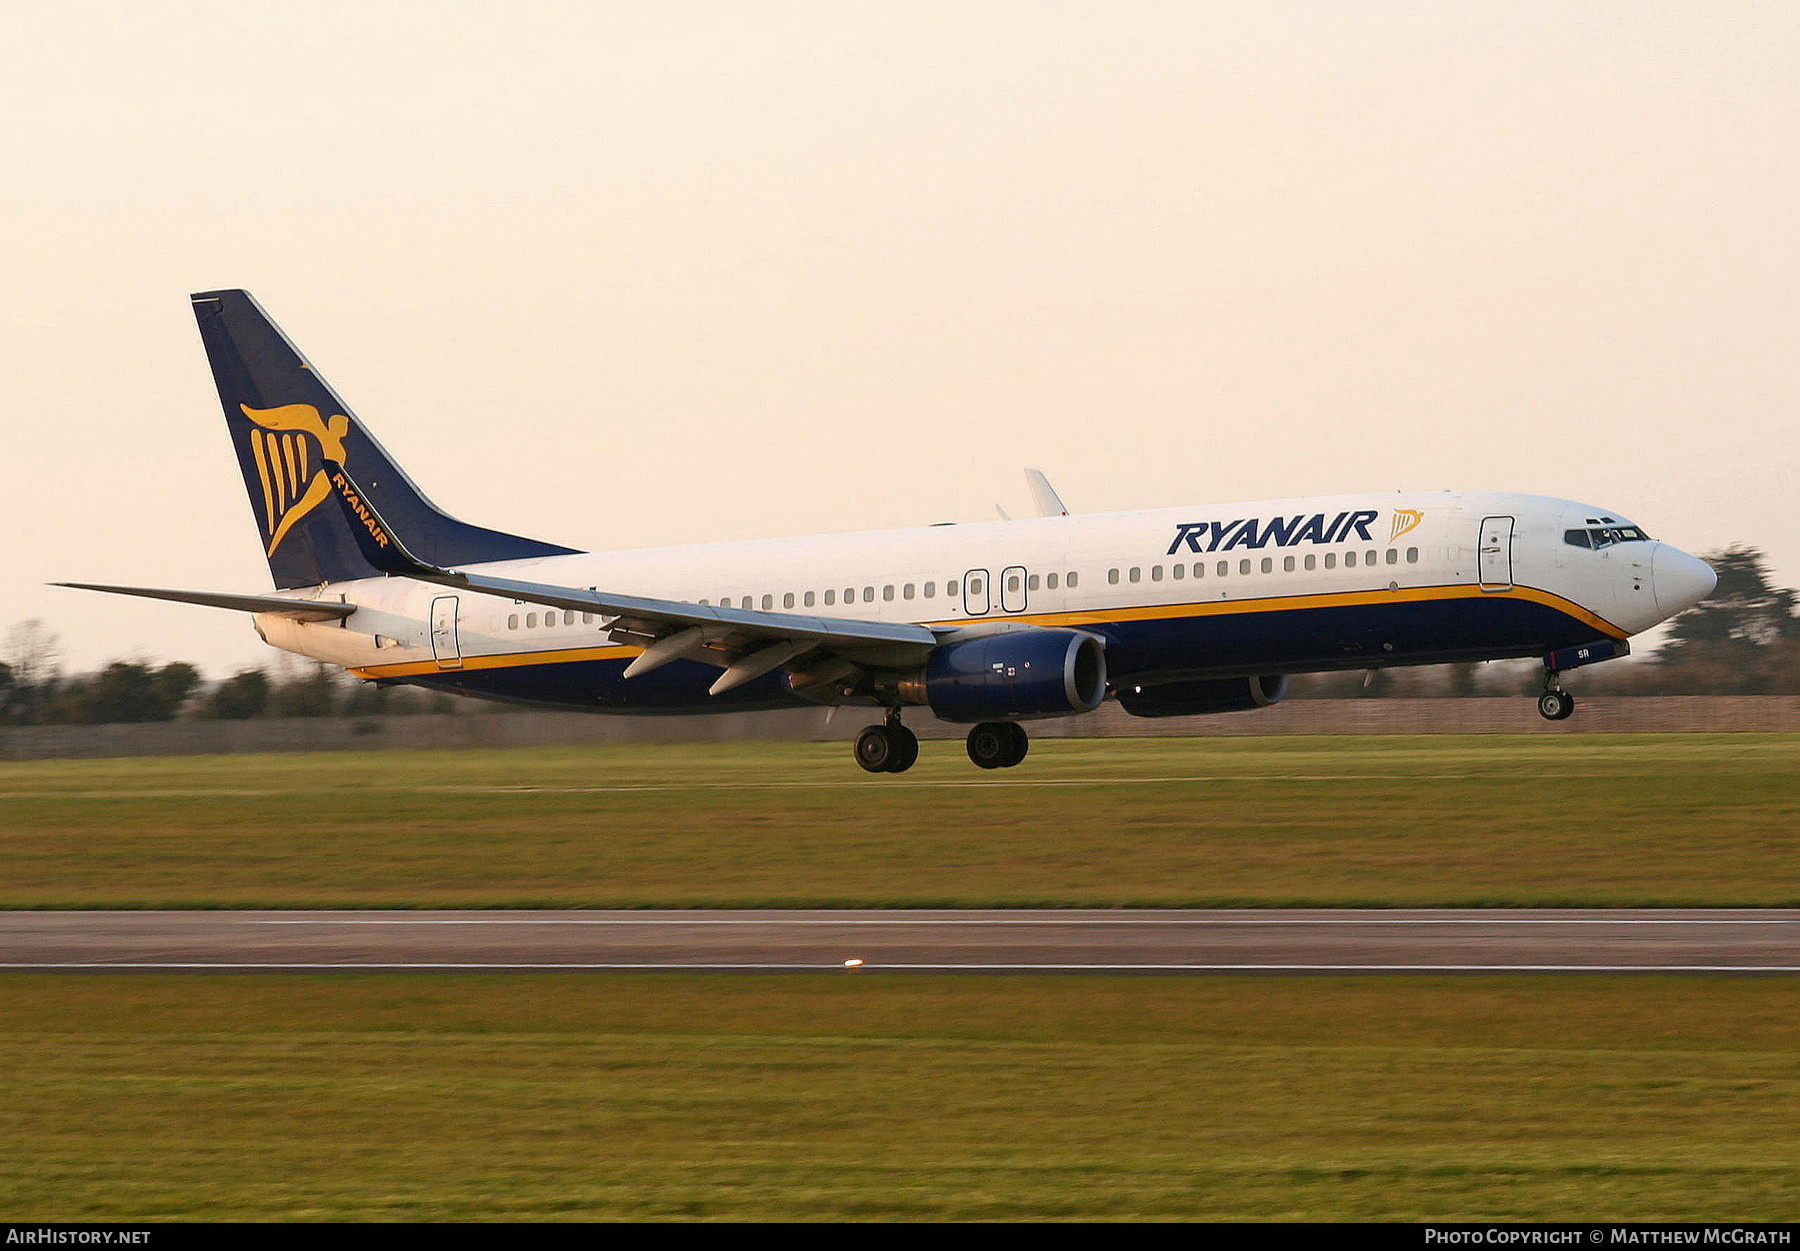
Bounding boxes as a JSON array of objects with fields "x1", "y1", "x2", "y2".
[{"x1": 1652, "y1": 545, "x2": 1717, "y2": 619}]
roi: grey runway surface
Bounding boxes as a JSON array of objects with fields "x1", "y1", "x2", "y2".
[{"x1": 2, "y1": 909, "x2": 1799, "y2": 971}]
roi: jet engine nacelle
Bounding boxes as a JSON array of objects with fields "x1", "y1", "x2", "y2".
[
  {"x1": 1116, "y1": 674, "x2": 1289, "y2": 718},
  {"x1": 902, "y1": 628, "x2": 1107, "y2": 723}
]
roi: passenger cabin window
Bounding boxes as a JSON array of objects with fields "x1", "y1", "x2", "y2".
[
  {"x1": 1150, "y1": 566, "x2": 1162, "y2": 582},
  {"x1": 804, "y1": 591, "x2": 815, "y2": 607},
  {"x1": 1217, "y1": 561, "x2": 1228, "y2": 577},
  {"x1": 1283, "y1": 556, "x2": 1295, "y2": 572},
  {"x1": 1192, "y1": 563, "x2": 1204, "y2": 579},
  {"x1": 1260, "y1": 558, "x2": 1272, "y2": 574},
  {"x1": 1108, "y1": 569, "x2": 1120, "y2": 585},
  {"x1": 1027, "y1": 575, "x2": 1040, "y2": 591},
  {"x1": 1170, "y1": 564, "x2": 1183, "y2": 580},
  {"x1": 507, "y1": 614, "x2": 518, "y2": 630},
  {"x1": 1046, "y1": 573, "x2": 1059, "y2": 590},
  {"x1": 1304, "y1": 555, "x2": 1316, "y2": 571},
  {"x1": 1066, "y1": 572, "x2": 1079, "y2": 588},
  {"x1": 1345, "y1": 552, "x2": 1357, "y2": 568},
  {"x1": 1386, "y1": 549, "x2": 1398, "y2": 565},
  {"x1": 947, "y1": 580, "x2": 959, "y2": 596},
  {"x1": 883, "y1": 585, "x2": 895, "y2": 602},
  {"x1": 904, "y1": 583, "x2": 915, "y2": 600},
  {"x1": 925, "y1": 582, "x2": 936, "y2": 597},
  {"x1": 1366, "y1": 549, "x2": 1377, "y2": 566},
  {"x1": 526, "y1": 613, "x2": 538, "y2": 628},
  {"x1": 1325, "y1": 553, "x2": 1337, "y2": 569},
  {"x1": 762, "y1": 595, "x2": 773, "y2": 610},
  {"x1": 824, "y1": 590, "x2": 836, "y2": 606},
  {"x1": 1238, "y1": 559, "x2": 1251, "y2": 575},
  {"x1": 1406, "y1": 547, "x2": 1419, "y2": 563}
]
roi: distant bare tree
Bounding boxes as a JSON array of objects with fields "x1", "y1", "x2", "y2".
[{"x1": 1, "y1": 620, "x2": 63, "y2": 723}]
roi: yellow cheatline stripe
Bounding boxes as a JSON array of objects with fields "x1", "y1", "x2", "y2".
[
  {"x1": 352, "y1": 643, "x2": 639, "y2": 679},
  {"x1": 346, "y1": 583, "x2": 1624, "y2": 681},
  {"x1": 957, "y1": 582, "x2": 1627, "y2": 640}
]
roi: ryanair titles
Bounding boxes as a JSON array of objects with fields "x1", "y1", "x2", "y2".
[
  {"x1": 330, "y1": 470, "x2": 391, "y2": 549},
  {"x1": 1168, "y1": 509, "x2": 1380, "y2": 556}
]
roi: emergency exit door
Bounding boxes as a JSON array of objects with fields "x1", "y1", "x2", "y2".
[{"x1": 1478, "y1": 516, "x2": 1515, "y2": 591}]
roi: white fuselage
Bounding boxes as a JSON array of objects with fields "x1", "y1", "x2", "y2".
[{"x1": 252, "y1": 489, "x2": 1711, "y2": 711}]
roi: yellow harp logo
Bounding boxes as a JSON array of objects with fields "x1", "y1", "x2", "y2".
[
  {"x1": 241, "y1": 403, "x2": 351, "y2": 556},
  {"x1": 1390, "y1": 509, "x2": 1423, "y2": 542}
]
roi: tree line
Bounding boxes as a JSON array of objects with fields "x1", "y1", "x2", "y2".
[
  {"x1": 3, "y1": 545, "x2": 1796, "y2": 724},
  {"x1": 0, "y1": 619, "x2": 456, "y2": 726}
]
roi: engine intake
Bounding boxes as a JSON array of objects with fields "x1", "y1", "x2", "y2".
[
  {"x1": 1116, "y1": 674, "x2": 1288, "y2": 718},
  {"x1": 904, "y1": 628, "x2": 1107, "y2": 723}
]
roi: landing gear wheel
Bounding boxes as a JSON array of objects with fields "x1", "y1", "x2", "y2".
[
  {"x1": 855, "y1": 723, "x2": 920, "y2": 773},
  {"x1": 966, "y1": 721, "x2": 1029, "y2": 769},
  {"x1": 1537, "y1": 690, "x2": 1575, "y2": 721},
  {"x1": 883, "y1": 723, "x2": 919, "y2": 773}
]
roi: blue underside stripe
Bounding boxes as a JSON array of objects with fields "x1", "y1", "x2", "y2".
[{"x1": 406, "y1": 593, "x2": 1609, "y2": 715}]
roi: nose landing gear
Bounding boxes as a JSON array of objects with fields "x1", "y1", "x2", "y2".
[
  {"x1": 854, "y1": 709, "x2": 920, "y2": 774},
  {"x1": 1537, "y1": 672, "x2": 1576, "y2": 721}
]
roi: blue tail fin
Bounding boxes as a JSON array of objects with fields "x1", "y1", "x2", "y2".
[{"x1": 191, "y1": 289, "x2": 578, "y2": 589}]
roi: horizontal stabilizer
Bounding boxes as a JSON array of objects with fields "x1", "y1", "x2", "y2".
[{"x1": 54, "y1": 582, "x2": 355, "y2": 621}]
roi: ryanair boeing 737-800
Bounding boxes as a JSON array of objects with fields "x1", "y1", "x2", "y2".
[{"x1": 60, "y1": 290, "x2": 1717, "y2": 773}]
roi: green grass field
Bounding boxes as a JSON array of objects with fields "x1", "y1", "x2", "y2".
[
  {"x1": 3, "y1": 973, "x2": 1796, "y2": 1221},
  {"x1": 2, "y1": 734, "x2": 1797, "y2": 907},
  {"x1": 5, "y1": 735, "x2": 1798, "y2": 1221}
]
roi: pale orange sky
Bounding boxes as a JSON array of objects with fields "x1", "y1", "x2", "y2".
[{"x1": 5, "y1": 1, "x2": 1797, "y2": 675}]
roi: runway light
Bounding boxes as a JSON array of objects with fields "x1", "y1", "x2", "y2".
[{"x1": 843, "y1": 958, "x2": 864, "y2": 968}]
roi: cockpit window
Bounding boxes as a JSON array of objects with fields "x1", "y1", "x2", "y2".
[{"x1": 1566, "y1": 525, "x2": 1650, "y2": 550}]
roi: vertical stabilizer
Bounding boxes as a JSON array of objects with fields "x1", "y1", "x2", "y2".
[{"x1": 191, "y1": 289, "x2": 578, "y2": 589}]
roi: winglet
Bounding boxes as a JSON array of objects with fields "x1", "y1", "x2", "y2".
[
  {"x1": 320, "y1": 461, "x2": 457, "y2": 580},
  {"x1": 1024, "y1": 469, "x2": 1069, "y2": 517}
]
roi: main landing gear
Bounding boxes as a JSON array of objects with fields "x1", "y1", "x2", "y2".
[
  {"x1": 852, "y1": 715, "x2": 1031, "y2": 773},
  {"x1": 965, "y1": 721, "x2": 1029, "y2": 770},
  {"x1": 1537, "y1": 672, "x2": 1576, "y2": 721},
  {"x1": 854, "y1": 710, "x2": 920, "y2": 774}
]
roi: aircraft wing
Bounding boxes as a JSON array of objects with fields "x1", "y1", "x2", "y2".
[
  {"x1": 427, "y1": 568, "x2": 940, "y2": 692},
  {"x1": 322, "y1": 462, "x2": 941, "y2": 694},
  {"x1": 54, "y1": 582, "x2": 355, "y2": 622},
  {"x1": 435, "y1": 568, "x2": 937, "y2": 651}
]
